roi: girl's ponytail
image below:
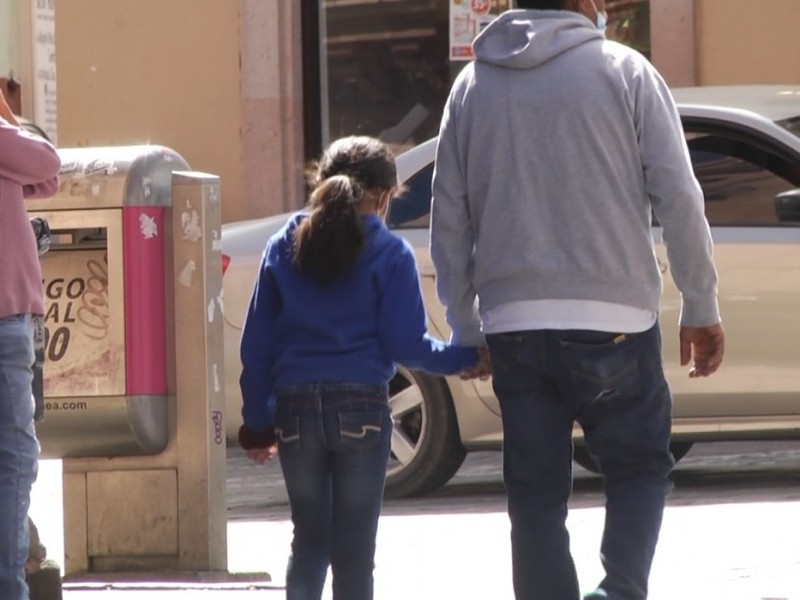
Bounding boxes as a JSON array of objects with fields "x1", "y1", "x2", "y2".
[
  {"x1": 292, "y1": 174, "x2": 365, "y2": 284},
  {"x1": 292, "y1": 135, "x2": 398, "y2": 284}
]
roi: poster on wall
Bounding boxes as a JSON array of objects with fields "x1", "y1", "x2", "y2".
[
  {"x1": 31, "y1": 0, "x2": 56, "y2": 144},
  {"x1": 449, "y1": 0, "x2": 510, "y2": 61}
]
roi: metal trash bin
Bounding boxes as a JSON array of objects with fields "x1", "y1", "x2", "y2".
[{"x1": 27, "y1": 145, "x2": 190, "y2": 457}]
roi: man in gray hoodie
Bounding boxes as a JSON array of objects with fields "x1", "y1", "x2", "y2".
[{"x1": 430, "y1": 1, "x2": 725, "y2": 599}]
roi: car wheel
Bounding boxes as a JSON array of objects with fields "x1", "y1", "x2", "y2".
[
  {"x1": 385, "y1": 367, "x2": 466, "y2": 498},
  {"x1": 572, "y1": 441, "x2": 694, "y2": 473}
]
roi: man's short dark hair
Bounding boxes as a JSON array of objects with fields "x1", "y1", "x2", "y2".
[{"x1": 516, "y1": 0, "x2": 567, "y2": 9}]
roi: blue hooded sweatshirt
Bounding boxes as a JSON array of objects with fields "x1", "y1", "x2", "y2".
[{"x1": 239, "y1": 212, "x2": 478, "y2": 433}]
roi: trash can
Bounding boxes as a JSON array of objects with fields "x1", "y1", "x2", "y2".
[{"x1": 27, "y1": 145, "x2": 190, "y2": 457}]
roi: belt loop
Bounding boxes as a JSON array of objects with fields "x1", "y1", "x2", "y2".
[{"x1": 0, "y1": 313, "x2": 28, "y2": 323}]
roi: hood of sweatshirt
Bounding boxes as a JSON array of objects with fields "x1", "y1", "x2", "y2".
[{"x1": 472, "y1": 9, "x2": 604, "y2": 70}]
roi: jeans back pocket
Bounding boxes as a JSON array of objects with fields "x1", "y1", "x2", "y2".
[
  {"x1": 275, "y1": 415, "x2": 301, "y2": 452},
  {"x1": 560, "y1": 331, "x2": 641, "y2": 408},
  {"x1": 338, "y1": 409, "x2": 386, "y2": 451}
]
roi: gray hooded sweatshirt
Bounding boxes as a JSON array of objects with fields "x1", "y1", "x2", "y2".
[{"x1": 430, "y1": 9, "x2": 720, "y2": 345}]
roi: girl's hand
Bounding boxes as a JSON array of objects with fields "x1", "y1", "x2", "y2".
[{"x1": 247, "y1": 445, "x2": 278, "y2": 464}]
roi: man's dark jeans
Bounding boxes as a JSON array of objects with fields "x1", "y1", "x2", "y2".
[
  {"x1": 486, "y1": 324, "x2": 674, "y2": 600},
  {"x1": 275, "y1": 383, "x2": 391, "y2": 600}
]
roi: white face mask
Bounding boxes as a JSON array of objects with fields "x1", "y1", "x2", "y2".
[{"x1": 588, "y1": 0, "x2": 608, "y2": 33}]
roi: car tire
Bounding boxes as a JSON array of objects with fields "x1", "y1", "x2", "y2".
[
  {"x1": 573, "y1": 441, "x2": 694, "y2": 473},
  {"x1": 385, "y1": 368, "x2": 466, "y2": 499}
]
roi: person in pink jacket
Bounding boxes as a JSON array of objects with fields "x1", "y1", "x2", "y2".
[{"x1": 0, "y1": 88, "x2": 60, "y2": 600}]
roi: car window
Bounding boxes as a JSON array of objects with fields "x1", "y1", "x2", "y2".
[
  {"x1": 778, "y1": 116, "x2": 800, "y2": 141},
  {"x1": 388, "y1": 126, "x2": 800, "y2": 230},
  {"x1": 685, "y1": 128, "x2": 800, "y2": 226},
  {"x1": 387, "y1": 163, "x2": 434, "y2": 229}
]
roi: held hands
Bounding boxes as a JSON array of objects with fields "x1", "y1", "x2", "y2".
[
  {"x1": 461, "y1": 347, "x2": 492, "y2": 381},
  {"x1": 680, "y1": 323, "x2": 725, "y2": 378}
]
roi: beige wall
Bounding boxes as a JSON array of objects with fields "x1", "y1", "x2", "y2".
[
  {"x1": 55, "y1": 0, "x2": 304, "y2": 223},
  {"x1": 697, "y1": 0, "x2": 800, "y2": 85},
  {"x1": 49, "y1": 0, "x2": 800, "y2": 224},
  {"x1": 239, "y1": 0, "x2": 305, "y2": 221},
  {"x1": 650, "y1": 0, "x2": 697, "y2": 87}
]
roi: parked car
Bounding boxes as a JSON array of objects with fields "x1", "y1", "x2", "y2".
[{"x1": 222, "y1": 85, "x2": 800, "y2": 498}]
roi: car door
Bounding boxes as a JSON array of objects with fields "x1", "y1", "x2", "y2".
[{"x1": 660, "y1": 119, "x2": 800, "y2": 422}]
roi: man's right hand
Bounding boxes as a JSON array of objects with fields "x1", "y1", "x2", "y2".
[
  {"x1": 461, "y1": 347, "x2": 492, "y2": 381},
  {"x1": 680, "y1": 323, "x2": 725, "y2": 378}
]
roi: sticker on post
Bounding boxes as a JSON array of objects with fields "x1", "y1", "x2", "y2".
[
  {"x1": 182, "y1": 202, "x2": 202, "y2": 242},
  {"x1": 142, "y1": 176, "x2": 152, "y2": 199},
  {"x1": 207, "y1": 297, "x2": 216, "y2": 322},
  {"x1": 213, "y1": 363, "x2": 221, "y2": 393},
  {"x1": 139, "y1": 214, "x2": 158, "y2": 239},
  {"x1": 207, "y1": 292, "x2": 224, "y2": 323},
  {"x1": 214, "y1": 290, "x2": 224, "y2": 323},
  {"x1": 178, "y1": 260, "x2": 196, "y2": 287}
]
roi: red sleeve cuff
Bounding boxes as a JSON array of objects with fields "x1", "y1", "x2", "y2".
[{"x1": 238, "y1": 424, "x2": 277, "y2": 450}]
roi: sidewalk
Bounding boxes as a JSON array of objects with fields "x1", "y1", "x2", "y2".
[{"x1": 31, "y1": 459, "x2": 800, "y2": 600}]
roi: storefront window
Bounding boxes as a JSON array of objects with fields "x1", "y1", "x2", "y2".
[
  {"x1": 315, "y1": 0, "x2": 451, "y2": 155},
  {"x1": 0, "y1": 0, "x2": 57, "y2": 140},
  {"x1": 608, "y1": 0, "x2": 650, "y2": 58},
  {"x1": 312, "y1": 0, "x2": 650, "y2": 156}
]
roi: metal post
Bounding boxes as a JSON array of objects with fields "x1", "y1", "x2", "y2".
[{"x1": 170, "y1": 172, "x2": 227, "y2": 571}]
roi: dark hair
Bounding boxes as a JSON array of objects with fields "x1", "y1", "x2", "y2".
[
  {"x1": 293, "y1": 136, "x2": 397, "y2": 284},
  {"x1": 517, "y1": 0, "x2": 566, "y2": 9}
]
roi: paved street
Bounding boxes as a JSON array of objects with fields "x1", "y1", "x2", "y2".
[{"x1": 29, "y1": 442, "x2": 800, "y2": 599}]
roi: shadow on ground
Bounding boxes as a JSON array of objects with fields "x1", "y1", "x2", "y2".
[{"x1": 227, "y1": 443, "x2": 800, "y2": 521}]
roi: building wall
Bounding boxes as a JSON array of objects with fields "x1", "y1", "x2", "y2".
[
  {"x1": 650, "y1": 0, "x2": 696, "y2": 87},
  {"x1": 0, "y1": 0, "x2": 20, "y2": 113},
  {"x1": 44, "y1": 0, "x2": 800, "y2": 222},
  {"x1": 0, "y1": 1, "x2": 18, "y2": 75},
  {"x1": 239, "y1": 0, "x2": 305, "y2": 221},
  {"x1": 54, "y1": 0, "x2": 304, "y2": 223},
  {"x1": 696, "y1": 0, "x2": 800, "y2": 85}
]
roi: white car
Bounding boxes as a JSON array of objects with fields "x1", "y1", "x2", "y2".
[{"x1": 222, "y1": 85, "x2": 800, "y2": 497}]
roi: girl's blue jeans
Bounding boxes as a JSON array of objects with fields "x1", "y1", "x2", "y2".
[{"x1": 276, "y1": 382, "x2": 391, "y2": 600}]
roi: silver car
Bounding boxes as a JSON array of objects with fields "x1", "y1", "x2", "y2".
[{"x1": 222, "y1": 85, "x2": 800, "y2": 497}]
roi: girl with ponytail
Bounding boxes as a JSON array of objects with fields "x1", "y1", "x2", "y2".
[{"x1": 238, "y1": 136, "x2": 487, "y2": 600}]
